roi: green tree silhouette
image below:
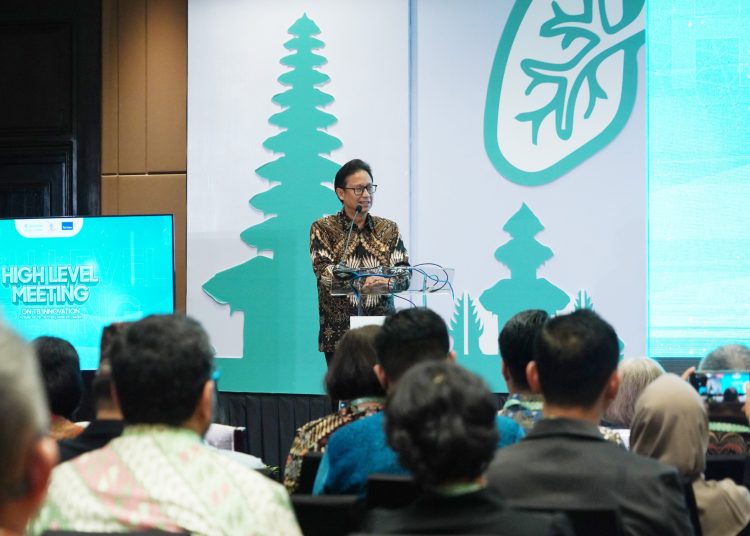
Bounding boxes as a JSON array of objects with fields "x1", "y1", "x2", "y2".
[
  {"x1": 573, "y1": 289, "x2": 625, "y2": 358},
  {"x1": 479, "y1": 203, "x2": 570, "y2": 334},
  {"x1": 202, "y1": 13, "x2": 341, "y2": 393},
  {"x1": 449, "y1": 292, "x2": 484, "y2": 356}
]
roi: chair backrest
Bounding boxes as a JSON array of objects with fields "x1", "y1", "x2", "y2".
[
  {"x1": 296, "y1": 451, "x2": 324, "y2": 494},
  {"x1": 205, "y1": 423, "x2": 247, "y2": 452},
  {"x1": 519, "y1": 507, "x2": 623, "y2": 536},
  {"x1": 366, "y1": 473, "x2": 420, "y2": 509},
  {"x1": 291, "y1": 494, "x2": 365, "y2": 536},
  {"x1": 705, "y1": 454, "x2": 750, "y2": 486}
]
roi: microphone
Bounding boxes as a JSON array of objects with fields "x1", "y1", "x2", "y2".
[{"x1": 333, "y1": 205, "x2": 362, "y2": 280}]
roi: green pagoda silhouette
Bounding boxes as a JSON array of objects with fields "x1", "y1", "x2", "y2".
[
  {"x1": 480, "y1": 203, "x2": 570, "y2": 334},
  {"x1": 202, "y1": 14, "x2": 341, "y2": 393}
]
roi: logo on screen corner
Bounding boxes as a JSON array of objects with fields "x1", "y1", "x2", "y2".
[{"x1": 61, "y1": 221, "x2": 74, "y2": 231}]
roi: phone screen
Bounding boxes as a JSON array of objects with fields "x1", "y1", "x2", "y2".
[{"x1": 690, "y1": 371, "x2": 750, "y2": 403}]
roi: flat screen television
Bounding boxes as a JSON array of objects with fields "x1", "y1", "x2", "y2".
[{"x1": 0, "y1": 214, "x2": 175, "y2": 370}]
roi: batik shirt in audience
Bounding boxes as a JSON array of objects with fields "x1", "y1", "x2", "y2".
[
  {"x1": 284, "y1": 397, "x2": 384, "y2": 493},
  {"x1": 28, "y1": 425, "x2": 301, "y2": 536},
  {"x1": 500, "y1": 393, "x2": 625, "y2": 447}
]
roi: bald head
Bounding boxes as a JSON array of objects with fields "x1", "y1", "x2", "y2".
[{"x1": 0, "y1": 322, "x2": 57, "y2": 532}]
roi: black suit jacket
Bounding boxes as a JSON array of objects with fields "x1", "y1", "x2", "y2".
[
  {"x1": 365, "y1": 487, "x2": 573, "y2": 535},
  {"x1": 487, "y1": 418, "x2": 693, "y2": 536},
  {"x1": 57, "y1": 419, "x2": 124, "y2": 463}
]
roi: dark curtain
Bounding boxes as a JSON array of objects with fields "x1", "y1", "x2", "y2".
[{"x1": 215, "y1": 393, "x2": 332, "y2": 480}]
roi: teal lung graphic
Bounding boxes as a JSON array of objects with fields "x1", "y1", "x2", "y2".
[
  {"x1": 485, "y1": 0, "x2": 645, "y2": 185},
  {"x1": 480, "y1": 203, "x2": 570, "y2": 334},
  {"x1": 573, "y1": 289, "x2": 625, "y2": 358},
  {"x1": 202, "y1": 14, "x2": 341, "y2": 393}
]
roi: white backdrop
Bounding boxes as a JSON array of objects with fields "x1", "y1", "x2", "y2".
[{"x1": 187, "y1": 0, "x2": 645, "y2": 393}]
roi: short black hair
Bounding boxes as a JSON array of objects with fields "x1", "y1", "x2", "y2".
[
  {"x1": 374, "y1": 308, "x2": 450, "y2": 383},
  {"x1": 32, "y1": 336, "x2": 83, "y2": 420},
  {"x1": 325, "y1": 325, "x2": 385, "y2": 400},
  {"x1": 385, "y1": 360, "x2": 498, "y2": 487},
  {"x1": 334, "y1": 159, "x2": 373, "y2": 192},
  {"x1": 110, "y1": 314, "x2": 213, "y2": 426},
  {"x1": 534, "y1": 309, "x2": 619, "y2": 407},
  {"x1": 499, "y1": 309, "x2": 549, "y2": 390}
]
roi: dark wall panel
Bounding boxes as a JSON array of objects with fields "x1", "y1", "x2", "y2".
[{"x1": 0, "y1": 1, "x2": 101, "y2": 217}]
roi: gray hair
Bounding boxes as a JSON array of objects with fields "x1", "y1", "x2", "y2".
[
  {"x1": 699, "y1": 344, "x2": 750, "y2": 371},
  {"x1": 604, "y1": 357, "x2": 665, "y2": 428},
  {"x1": 0, "y1": 323, "x2": 48, "y2": 503}
]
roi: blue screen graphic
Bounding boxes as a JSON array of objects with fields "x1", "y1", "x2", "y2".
[
  {"x1": 648, "y1": 2, "x2": 750, "y2": 359},
  {"x1": 0, "y1": 215, "x2": 174, "y2": 369}
]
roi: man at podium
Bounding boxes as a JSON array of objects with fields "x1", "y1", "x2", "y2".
[{"x1": 310, "y1": 159, "x2": 409, "y2": 366}]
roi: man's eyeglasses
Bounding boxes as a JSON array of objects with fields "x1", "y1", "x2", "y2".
[{"x1": 342, "y1": 184, "x2": 377, "y2": 196}]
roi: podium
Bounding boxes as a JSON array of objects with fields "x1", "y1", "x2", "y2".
[{"x1": 331, "y1": 264, "x2": 454, "y2": 321}]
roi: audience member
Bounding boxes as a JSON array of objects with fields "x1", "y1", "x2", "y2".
[
  {"x1": 498, "y1": 309, "x2": 624, "y2": 446},
  {"x1": 487, "y1": 309, "x2": 692, "y2": 536},
  {"x1": 603, "y1": 356, "x2": 664, "y2": 445},
  {"x1": 0, "y1": 323, "x2": 57, "y2": 535},
  {"x1": 29, "y1": 314, "x2": 301, "y2": 536},
  {"x1": 57, "y1": 322, "x2": 126, "y2": 463},
  {"x1": 700, "y1": 344, "x2": 750, "y2": 372},
  {"x1": 285, "y1": 325, "x2": 385, "y2": 493},
  {"x1": 32, "y1": 336, "x2": 84, "y2": 440},
  {"x1": 498, "y1": 309, "x2": 548, "y2": 429},
  {"x1": 697, "y1": 344, "x2": 750, "y2": 453},
  {"x1": 314, "y1": 307, "x2": 524, "y2": 496},
  {"x1": 631, "y1": 373, "x2": 750, "y2": 536},
  {"x1": 366, "y1": 360, "x2": 573, "y2": 535}
]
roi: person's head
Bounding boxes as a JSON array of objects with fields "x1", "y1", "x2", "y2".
[
  {"x1": 0, "y1": 324, "x2": 58, "y2": 533},
  {"x1": 325, "y1": 325, "x2": 385, "y2": 401},
  {"x1": 334, "y1": 159, "x2": 375, "y2": 218},
  {"x1": 374, "y1": 308, "x2": 453, "y2": 390},
  {"x1": 603, "y1": 357, "x2": 665, "y2": 427},
  {"x1": 109, "y1": 314, "x2": 214, "y2": 434},
  {"x1": 91, "y1": 322, "x2": 127, "y2": 418},
  {"x1": 499, "y1": 309, "x2": 549, "y2": 393},
  {"x1": 700, "y1": 344, "x2": 750, "y2": 371},
  {"x1": 530, "y1": 309, "x2": 620, "y2": 410},
  {"x1": 385, "y1": 360, "x2": 498, "y2": 488},
  {"x1": 630, "y1": 374, "x2": 708, "y2": 479},
  {"x1": 32, "y1": 336, "x2": 83, "y2": 421}
]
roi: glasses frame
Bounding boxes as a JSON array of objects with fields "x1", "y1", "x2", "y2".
[{"x1": 341, "y1": 184, "x2": 378, "y2": 196}]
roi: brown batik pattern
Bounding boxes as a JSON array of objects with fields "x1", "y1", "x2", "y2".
[{"x1": 310, "y1": 210, "x2": 409, "y2": 352}]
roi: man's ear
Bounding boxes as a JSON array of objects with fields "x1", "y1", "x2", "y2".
[
  {"x1": 447, "y1": 350, "x2": 456, "y2": 362},
  {"x1": 197, "y1": 380, "x2": 214, "y2": 426},
  {"x1": 373, "y1": 364, "x2": 389, "y2": 391},
  {"x1": 110, "y1": 381, "x2": 120, "y2": 411},
  {"x1": 0, "y1": 436, "x2": 58, "y2": 534},
  {"x1": 335, "y1": 188, "x2": 344, "y2": 203},
  {"x1": 27, "y1": 436, "x2": 58, "y2": 504},
  {"x1": 604, "y1": 369, "x2": 620, "y2": 402},
  {"x1": 526, "y1": 361, "x2": 542, "y2": 394}
]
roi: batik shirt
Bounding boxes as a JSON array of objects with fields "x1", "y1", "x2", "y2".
[
  {"x1": 28, "y1": 425, "x2": 301, "y2": 536},
  {"x1": 284, "y1": 397, "x2": 384, "y2": 493},
  {"x1": 310, "y1": 210, "x2": 409, "y2": 352},
  {"x1": 500, "y1": 393, "x2": 625, "y2": 447}
]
